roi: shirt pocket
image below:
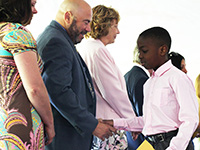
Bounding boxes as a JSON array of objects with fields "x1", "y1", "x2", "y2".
[{"x1": 151, "y1": 88, "x2": 171, "y2": 106}]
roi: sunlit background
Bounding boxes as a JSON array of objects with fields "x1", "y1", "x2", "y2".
[{"x1": 27, "y1": 0, "x2": 200, "y2": 148}]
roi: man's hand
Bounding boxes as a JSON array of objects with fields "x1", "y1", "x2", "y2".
[
  {"x1": 102, "y1": 119, "x2": 141, "y2": 140},
  {"x1": 93, "y1": 119, "x2": 116, "y2": 141},
  {"x1": 102, "y1": 119, "x2": 113, "y2": 126}
]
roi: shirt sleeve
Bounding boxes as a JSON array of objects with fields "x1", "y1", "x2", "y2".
[
  {"x1": 2, "y1": 27, "x2": 36, "y2": 56},
  {"x1": 113, "y1": 117, "x2": 144, "y2": 132},
  {"x1": 93, "y1": 47, "x2": 135, "y2": 118},
  {"x1": 167, "y1": 75, "x2": 199, "y2": 150}
]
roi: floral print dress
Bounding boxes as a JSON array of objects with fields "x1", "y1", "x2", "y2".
[{"x1": 0, "y1": 22, "x2": 45, "y2": 150}]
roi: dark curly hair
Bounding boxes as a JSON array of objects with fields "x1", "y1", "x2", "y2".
[
  {"x1": 86, "y1": 5, "x2": 120, "y2": 39},
  {"x1": 0, "y1": 0, "x2": 32, "y2": 26}
]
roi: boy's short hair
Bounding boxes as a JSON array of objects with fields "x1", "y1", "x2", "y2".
[{"x1": 139, "y1": 27, "x2": 172, "y2": 52}]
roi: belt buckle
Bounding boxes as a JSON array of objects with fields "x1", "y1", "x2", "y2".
[{"x1": 157, "y1": 134, "x2": 164, "y2": 142}]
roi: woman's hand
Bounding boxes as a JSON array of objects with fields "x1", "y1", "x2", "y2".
[{"x1": 44, "y1": 123, "x2": 55, "y2": 145}]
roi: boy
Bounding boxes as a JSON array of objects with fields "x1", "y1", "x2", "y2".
[{"x1": 105, "y1": 27, "x2": 199, "y2": 150}]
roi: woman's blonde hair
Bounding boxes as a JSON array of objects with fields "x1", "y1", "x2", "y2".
[
  {"x1": 133, "y1": 46, "x2": 141, "y2": 64},
  {"x1": 86, "y1": 5, "x2": 120, "y2": 39}
]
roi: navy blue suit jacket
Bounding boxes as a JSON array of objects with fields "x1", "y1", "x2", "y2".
[
  {"x1": 124, "y1": 66, "x2": 148, "y2": 116},
  {"x1": 124, "y1": 65, "x2": 149, "y2": 149},
  {"x1": 37, "y1": 20, "x2": 98, "y2": 150}
]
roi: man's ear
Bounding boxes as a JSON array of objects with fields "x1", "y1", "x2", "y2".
[
  {"x1": 159, "y1": 45, "x2": 168, "y2": 57},
  {"x1": 64, "y1": 11, "x2": 73, "y2": 24}
]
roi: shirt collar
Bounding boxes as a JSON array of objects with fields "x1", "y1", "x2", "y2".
[
  {"x1": 90, "y1": 38, "x2": 105, "y2": 47},
  {"x1": 54, "y1": 20, "x2": 67, "y2": 32},
  {"x1": 152, "y1": 60, "x2": 173, "y2": 77}
]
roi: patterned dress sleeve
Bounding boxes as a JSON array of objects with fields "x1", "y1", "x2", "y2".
[{"x1": 2, "y1": 26, "x2": 37, "y2": 56}]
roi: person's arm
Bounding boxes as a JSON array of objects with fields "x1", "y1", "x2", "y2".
[
  {"x1": 166, "y1": 76, "x2": 199, "y2": 150},
  {"x1": 93, "y1": 119, "x2": 117, "y2": 141},
  {"x1": 14, "y1": 51, "x2": 55, "y2": 145},
  {"x1": 93, "y1": 47, "x2": 135, "y2": 118},
  {"x1": 103, "y1": 117, "x2": 144, "y2": 132}
]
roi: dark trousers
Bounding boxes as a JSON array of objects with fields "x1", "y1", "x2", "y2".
[
  {"x1": 146, "y1": 129, "x2": 194, "y2": 150},
  {"x1": 150, "y1": 138, "x2": 194, "y2": 150}
]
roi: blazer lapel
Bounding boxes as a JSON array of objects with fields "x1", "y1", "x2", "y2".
[{"x1": 75, "y1": 51, "x2": 96, "y2": 99}]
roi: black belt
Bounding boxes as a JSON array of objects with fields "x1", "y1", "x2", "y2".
[{"x1": 146, "y1": 129, "x2": 178, "y2": 144}]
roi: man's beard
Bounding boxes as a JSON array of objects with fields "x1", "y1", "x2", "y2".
[{"x1": 68, "y1": 19, "x2": 86, "y2": 44}]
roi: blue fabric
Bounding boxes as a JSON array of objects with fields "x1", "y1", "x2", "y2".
[
  {"x1": 127, "y1": 131, "x2": 144, "y2": 150},
  {"x1": 124, "y1": 66, "x2": 149, "y2": 149}
]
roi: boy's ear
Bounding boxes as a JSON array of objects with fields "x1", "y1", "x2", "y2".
[{"x1": 159, "y1": 45, "x2": 168, "y2": 56}]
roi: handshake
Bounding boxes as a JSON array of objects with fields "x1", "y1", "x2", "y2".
[
  {"x1": 92, "y1": 119, "x2": 115, "y2": 141},
  {"x1": 93, "y1": 119, "x2": 140, "y2": 141}
]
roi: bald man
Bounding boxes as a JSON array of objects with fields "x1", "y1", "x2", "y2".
[{"x1": 37, "y1": 0, "x2": 116, "y2": 149}]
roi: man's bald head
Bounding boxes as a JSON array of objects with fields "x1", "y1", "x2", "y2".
[
  {"x1": 56, "y1": 0, "x2": 91, "y2": 22},
  {"x1": 55, "y1": 0, "x2": 92, "y2": 44}
]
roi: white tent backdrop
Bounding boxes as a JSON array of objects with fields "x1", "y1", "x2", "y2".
[
  {"x1": 28, "y1": 0, "x2": 200, "y2": 83},
  {"x1": 28, "y1": 1, "x2": 200, "y2": 147}
]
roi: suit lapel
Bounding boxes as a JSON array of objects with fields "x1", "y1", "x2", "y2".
[{"x1": 75, "y1": 51, "x2": 96, "y2": 99}]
